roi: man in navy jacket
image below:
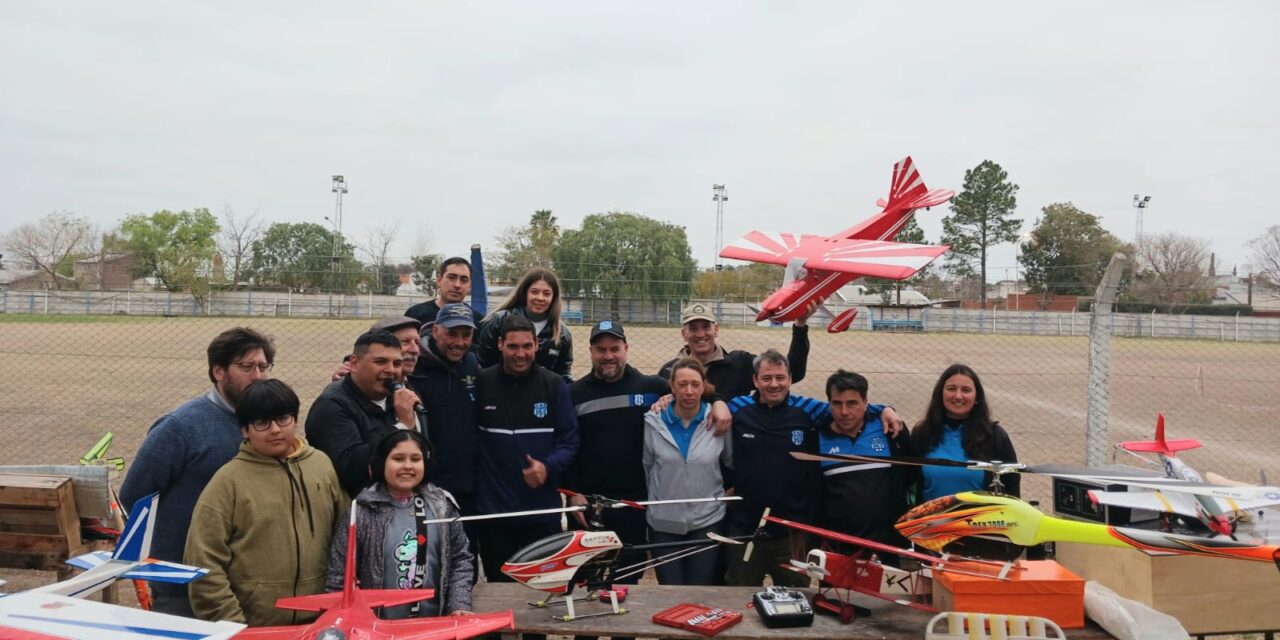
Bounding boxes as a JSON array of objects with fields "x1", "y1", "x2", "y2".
[{"x1": 472, "y1": 315, "x2": 579, "y2": 583}]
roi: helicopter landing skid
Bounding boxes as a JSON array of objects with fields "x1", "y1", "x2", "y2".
[{"x1": 529, "y1": 591, "x2": 629, "y2": 621}]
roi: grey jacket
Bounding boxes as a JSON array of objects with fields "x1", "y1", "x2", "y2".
[
  {"x1": 643, "y1": 406, "x2": 733, "y2": 535},
  {"x1": 324, "y1": 483, "x2": 474, "y2": 614}
]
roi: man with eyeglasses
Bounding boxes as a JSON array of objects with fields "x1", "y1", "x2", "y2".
[
  {"x1": 308, "y1": 330, "x2": 424, "y2": 499},
  {"x1": 120, "y1": 326, "x2": 276, "y2": 618}
]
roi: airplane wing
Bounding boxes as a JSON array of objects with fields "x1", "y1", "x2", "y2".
[
  {"x1": 1088, "y1": 489, "x2": 1200, "y2": 519},
  {"x1": 806, "y1": 239, "x2": 948, "y2": 279},
  {"x1": 0, "y1": 592, "x2": 244, "y2": 640},
  {"x1": 722, "y1": 233, "x2": 947, "y2": 280},
  {"x1": 374, "y1": 610, "x2": 516, "y2": 639},
  {"x1": 121, "y1": 559, "x2": 209, "y2": 583},
  {"x1": 233, "y1": 611, "x2": 515, "y2": 640},
  {"x1": 719, "y1": 231, "x2": 825, "y2": 266},
  {"x1": 1041, "y1": 470, "x2": 1280, "y2": 506}
]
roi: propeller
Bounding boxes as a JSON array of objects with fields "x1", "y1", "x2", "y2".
[
  {"x1": 742, "y1": 507, "x2": 771, "y2": 562},
  {"x1": 789, "y1": 559, "x2": 829, "y2": 578}
]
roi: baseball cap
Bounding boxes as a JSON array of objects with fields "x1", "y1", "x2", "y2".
[
  {"x1": 681, "y1": 302, "x2": 717, "y2": 325},
  {"x1": 436, "y1": 303, "x2": 477, "y2": 329},
  {"x1": 370, "y1": 315, "x2": 421, "y2": 334},
  {"x1": 589, "y1": 319, "x2": 626, "y2": 343}
]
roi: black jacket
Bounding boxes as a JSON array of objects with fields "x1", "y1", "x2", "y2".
[
  {"x1": 305, "y1": 376, "x2": 401, "y2": 499},
  {"x1": 725, "y1": 392, "x2": 827, "y2": 534},
  {"x1": 817, "y1": 407, "x2": 917, "y2": 548},
  {"x1": 475, "y1": 306, "x2": 574, "y2": 382},
  {"x1": 658, "y1": 325, "x2": 809, "y2": 401},
  {"x1": 563, "y1": 366, "x2": 670, "y2": 500},
  {"x1": 408, "y1": 337, "x2": 483, "y2": 499},
  {"x1": 405, "y1": 299, "x2": 485, "y2": 327}
]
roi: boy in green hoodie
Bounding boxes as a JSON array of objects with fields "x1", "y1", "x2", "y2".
[{"x1": 186, "y1": 379, "x2": 346, "y2": 626}]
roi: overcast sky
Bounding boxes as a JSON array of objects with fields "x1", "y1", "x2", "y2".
[{"x1": 2, "y1": 1, "x2": 1276, "y2": 281}]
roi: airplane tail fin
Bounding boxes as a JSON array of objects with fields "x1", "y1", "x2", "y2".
[
  {"x1": 1119, "y1": 414, "x2": 1201, "y2": 456},
  {"x1": 113, "y1": 493, "x2": 159, "y2": 562},
  {"x1": 838, "y1": 157, "x2": 955, "y2": 241}
]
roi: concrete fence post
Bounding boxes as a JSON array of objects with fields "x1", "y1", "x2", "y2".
[{"x1": 1086, "y1": 253, "x2": 1128, "y2": 467}]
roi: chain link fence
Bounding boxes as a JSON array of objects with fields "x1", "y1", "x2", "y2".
[{"x1": 2, "y1": 288, "x2": 1278, "y2": 507}]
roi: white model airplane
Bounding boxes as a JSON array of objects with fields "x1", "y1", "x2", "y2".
[
  {"x1": 0, "y1": 492, "x2": 244, "y2": 639},
  {"x1": 1082, "y1": 415, "x2": 1280, "y2": 538},
  {"x1": 0, "y1": 592, "x2": 244, "y2": 640}
]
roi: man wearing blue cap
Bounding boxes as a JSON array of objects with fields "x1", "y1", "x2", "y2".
[{"x1": 409, "y1": 302, "x2": 484, "y2": 512}]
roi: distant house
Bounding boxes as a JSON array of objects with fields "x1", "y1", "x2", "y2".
[
  {"x1": 74, "y1": 253, "x2": 135, "y2": 290},
  {"x1": 0, "y1": 269, "x2": 65, "y2": 291},
  {"x1": 395, "y1": 273, "x2": 427, "y2": 297}
]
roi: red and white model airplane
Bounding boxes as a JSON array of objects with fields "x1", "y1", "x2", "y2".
[
  {"x1": 719, "y1": 156, "x2": 954, "y2": 331},
  {"x1": 234, "y1": 506, "x2": 514, "y2": 640},
  {"x1": 1091, "y1": 414, "x2": 1280, "y2": 538}
]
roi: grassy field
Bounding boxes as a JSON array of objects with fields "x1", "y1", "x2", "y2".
[{"x1": 1, "y1": 315, "x2": 1277, "y2": 505}]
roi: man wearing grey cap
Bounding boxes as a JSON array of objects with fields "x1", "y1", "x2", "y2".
[
  {"x1": 330, "y1": 315, "x2": 422, "y2": 383},
  {"x1": 659, "y1": 302, "x2": 813, "y2": 401}
]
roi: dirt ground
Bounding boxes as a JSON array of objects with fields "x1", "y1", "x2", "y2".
[{"x1": 1, "y1": 315, "x2": 1278, "y2": 602}]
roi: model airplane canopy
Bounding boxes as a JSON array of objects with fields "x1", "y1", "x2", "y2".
[{"x1": 718, "y1": 156, "x2": 955, "y2": 328}]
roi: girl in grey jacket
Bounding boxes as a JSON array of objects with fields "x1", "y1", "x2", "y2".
[
  {"x1": 643, "y1": 358, "x2": 733, "y2": 585},
  {"x1": 325, "y1": 430, "x2": 475, "y2": 617}
]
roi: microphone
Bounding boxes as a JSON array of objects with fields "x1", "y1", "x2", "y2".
[{"x1": 383, "y1": 378, "x2": 425, "y2": 414}]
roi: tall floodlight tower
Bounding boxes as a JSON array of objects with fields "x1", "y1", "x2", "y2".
[
  {"x1": 1132, "y1": 194, "x2": 1151, "y2": 243},
  {"x1": 712, "y1": 184, "x2": 728, "y2": 270},
  {"x1": 331, "y1": 175, "x2": 348, "y2": 272}
]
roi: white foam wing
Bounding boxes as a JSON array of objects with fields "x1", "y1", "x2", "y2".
[{"x1": 0, "y1": 592, "x2": 244, "y2": 640}]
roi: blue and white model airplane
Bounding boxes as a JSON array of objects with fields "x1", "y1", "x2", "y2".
[
  {"x1": 0, "y1": 493, "x2": 245, "y2": 639},
  {"x1": 23, "y1": 492, "x2": 208, "y2": 599}
]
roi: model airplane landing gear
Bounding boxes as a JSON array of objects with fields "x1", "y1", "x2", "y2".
[{"x1": 812, "y1": 592, "x2": 871, "y2": 624}]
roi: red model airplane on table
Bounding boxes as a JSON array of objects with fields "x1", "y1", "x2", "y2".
[
  {"x1": 234, "y1": 507, "x2": 513, "y2": 640},
  {"x1": 719, "y1": 156, "x2": 954, "y2": 331},
  {"x1": 765, "y1": 514, "x2": 1020, "y2": 624}
]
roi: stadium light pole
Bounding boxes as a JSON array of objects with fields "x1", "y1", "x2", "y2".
[
  {"x1": 330, "y1": 175, "x2": 348, "y2": 273},
  {"x1": 1132, "y1": 194, "x2": 1150, "y2": 244},
  {"x1": 712, "y1": 184, "x2": 728, "y2": 271}
]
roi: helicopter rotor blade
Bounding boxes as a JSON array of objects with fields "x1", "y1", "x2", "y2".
[{"x1": 743, "y1": 508, "x2": 771, "y2": 562}]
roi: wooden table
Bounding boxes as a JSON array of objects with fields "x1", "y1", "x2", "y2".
[{"x1": 472, "y1": 583, "x2": 1115, "y2": 639}]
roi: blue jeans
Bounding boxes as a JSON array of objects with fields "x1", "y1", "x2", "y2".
[{"x1": 649, "y1": 520, "x2": 725, "y2": 586}]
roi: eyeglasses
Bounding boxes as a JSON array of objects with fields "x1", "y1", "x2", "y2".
[
  {"x1": 233, "y1": 361, "x2": 274, "y2": 374},
  {"x1": 248, "y1": 415, "x2": 296, "y2": 432}
]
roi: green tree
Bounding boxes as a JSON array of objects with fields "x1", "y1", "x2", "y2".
[
  {"x1": 118, "y1": 209, "x2": 220, "y2": 298},
  {"x1": 1018, "y1": 202, "x2": 1126, "y2": 300},
  {"x1": 492, "y1": 209, "x2": 560, "y2": 282},
  {"x1": 552, "y1": 211, "x2": 697, "y2": 314},
  {"x1": 409, "y1": 253, "x2": 442, "y2": 296},
  {"x1": 249, "y1": 222, "x2": 362, "y2": 292},
  {"x1": 694, "y1": 262, "x2": 784, "y2": 300},
  {"x1": 942, "y1": 160, "x2": 1022, "y2": 306}
]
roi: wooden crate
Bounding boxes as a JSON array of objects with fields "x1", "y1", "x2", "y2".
[
  {"x1": 0, "y1": 473, "x2": 109, "y2": 579},
  {"x1": 1056, "y1": 542, "x2": 1280, "y2": 635}
]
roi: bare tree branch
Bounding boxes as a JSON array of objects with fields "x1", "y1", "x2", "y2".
[
  {"x1": 0, "y1": 211, "x2": 95, "y2": 289},
  {"x1": 218, "y1": 205, "x2": 263, "y2": 288},
  {"x1": 1247, "y1": 225, "x2": 1280, "y2": 292}
]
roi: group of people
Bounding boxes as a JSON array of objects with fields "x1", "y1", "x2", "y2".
[{"x1": 119, "y1": 256, "x2": 1019, "y2": 629}]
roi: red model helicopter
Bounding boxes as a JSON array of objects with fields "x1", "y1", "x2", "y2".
[
  {"x1": 719, "y1": 156, "x2": 954, "y2": 332},
  {"x1": 426, "y1": 492, "x2": 746, "y2": 621},
  {"x1": 763, "y1": 514, "x2": 1021, "y2": 624},
  {"x1": 234, "y1": 506, "x2": 514, "y2": 640}
]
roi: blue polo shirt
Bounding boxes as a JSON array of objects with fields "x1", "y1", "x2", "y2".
[
  {"x1": 661, "y1": 402, "x2": 709, "y2": 460},
  {"x1": 921, "y1": 420, "x2": 986, "y2": 500}
]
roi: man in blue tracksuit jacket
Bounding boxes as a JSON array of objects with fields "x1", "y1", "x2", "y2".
[
  {"x1": 725, "y1": 350, "x2": 902, "y2": 587},
  {"x1": 472, "y1": 314, "x2": 579, "y2": 584}
]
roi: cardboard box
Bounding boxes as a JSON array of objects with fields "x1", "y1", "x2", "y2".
[
  {"x1": 1056, "y1": 542, "x2": 1280, "y2": 635},
  {"x1": 933, "y1": 560, "x2": 1085, "y2": 629}
]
